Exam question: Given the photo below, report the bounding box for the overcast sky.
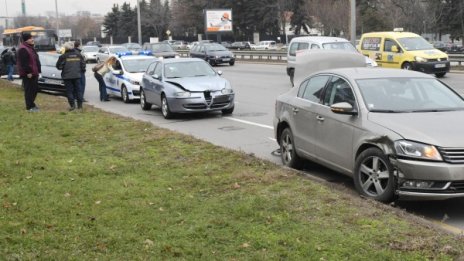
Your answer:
[2,0,139,16]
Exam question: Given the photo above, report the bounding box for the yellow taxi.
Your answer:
[358,29,450,77]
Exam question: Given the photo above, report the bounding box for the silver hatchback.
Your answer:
[274,67,464,202]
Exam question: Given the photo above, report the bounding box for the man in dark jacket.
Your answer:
[2,47,16,81]
[17,33,41,112]
[74,40,87,102]
[56,41,86,111]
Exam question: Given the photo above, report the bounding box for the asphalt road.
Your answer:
[45,63,464,233]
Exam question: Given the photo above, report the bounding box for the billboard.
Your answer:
[205,9,232,33]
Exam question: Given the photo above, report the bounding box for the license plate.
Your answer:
[45,79,63,85]
[435,64,446,68]
[222,58,230,62]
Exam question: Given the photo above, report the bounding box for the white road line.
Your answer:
[268,137,276,142]
[224,117,274,130]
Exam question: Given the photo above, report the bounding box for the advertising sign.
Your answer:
[205,9,232,33]
[59,29,72,38]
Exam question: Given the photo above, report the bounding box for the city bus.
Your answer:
[2,26,57,52]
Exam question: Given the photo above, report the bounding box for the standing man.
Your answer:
[56,41,86,111]
[74,40,87,102]
[2,47,16,81]
[17,33,41,112]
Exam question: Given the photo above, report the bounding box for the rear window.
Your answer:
[289,42,309,56]
[361,37,381,51]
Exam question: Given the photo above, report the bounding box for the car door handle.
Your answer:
[316,115,325,122]
[292,107,299,114]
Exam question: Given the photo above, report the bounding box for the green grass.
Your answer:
[1,80,463,260]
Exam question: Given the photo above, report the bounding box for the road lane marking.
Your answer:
[268,137,276,142]
[224,117,274,130]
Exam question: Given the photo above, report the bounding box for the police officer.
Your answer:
[56,41,86,111]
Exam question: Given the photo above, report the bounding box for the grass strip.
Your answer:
[1,80,463,260]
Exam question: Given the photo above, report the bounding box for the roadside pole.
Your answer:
[137,0,142,45]
[350,0,356,46]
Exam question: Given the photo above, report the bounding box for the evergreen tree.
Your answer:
[103,4,120,38]
[290,0,311,35]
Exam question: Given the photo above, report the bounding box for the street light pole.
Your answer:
[137,0,142,45]
[4,0,8,28]
[55,0,60,43]
[350,0,356,46]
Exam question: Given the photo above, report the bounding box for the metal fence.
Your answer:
[178,50,464,67]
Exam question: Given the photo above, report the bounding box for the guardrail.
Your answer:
[178,50,464,67]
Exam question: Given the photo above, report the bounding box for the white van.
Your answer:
[286,36,377,86]
[253,40,277,50]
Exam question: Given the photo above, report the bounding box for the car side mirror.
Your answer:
[152,74,160,80]
[391,45,399,53]
[112,70,123,75]
[217,70,223,76]
[331,102,357,115]
[104,51,109,54]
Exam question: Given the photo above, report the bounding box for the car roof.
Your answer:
[161,57,205,64]
[290,36,349,44]
[115,55,158,61]
[361,31,420,39]
[316,67,435,80]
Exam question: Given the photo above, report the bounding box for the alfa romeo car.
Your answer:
[139,58,235,119]
[103,52,158,103]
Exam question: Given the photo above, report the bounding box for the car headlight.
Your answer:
[174,91,191,98]
[415,56,428,63]
[129,79,140,85]
[221,88,233,94]
[394,140,442,161]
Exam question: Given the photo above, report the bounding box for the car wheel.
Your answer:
[229,61,235,66]
[221,105,234,115]
[209,59,216,66]
[140,88,152,110]
[401,62,412,70]
[280,128,303,169]
[121,86,130,103]
[435,72,446,78]
[353,147,396,202]
[161,94,174,119]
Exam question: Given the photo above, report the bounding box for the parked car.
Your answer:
[122,43,142,51]
[85,41,102,47]
[140,58,235,119]
[95,45,130,63]
[220,41,232,48]
[189,43,235,66]
[171,41,188,50]
[142,42,179,59]
[162,40,176,45]
[274,51,464,202]
[81,45,100,63]
[103,52,158,103]
[446,44,464,54]
[253,40,277,50]
[37,52,65,92]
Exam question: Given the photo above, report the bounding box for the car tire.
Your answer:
[209,59,216,66]
[161,94,174,119]
[221,105,234,115]
[435,72,446,78]
[140,88,152,110]
[229,61,235,66]
[401,62,412,70]
[280,128,304,169]
[353,147,396,202]
[121,85,130,103]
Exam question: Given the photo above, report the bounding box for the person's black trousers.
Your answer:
[23,76,39,110]
[64,78,83,108]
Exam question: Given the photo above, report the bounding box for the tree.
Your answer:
[290,0,311,35]
[103,4,120,38]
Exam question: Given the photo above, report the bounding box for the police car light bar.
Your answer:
[116,51,133,57]
[138,50,153,56]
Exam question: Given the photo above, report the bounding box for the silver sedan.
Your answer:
[140,58,235,119]
[274,67,464,202]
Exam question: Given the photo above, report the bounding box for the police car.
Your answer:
[104,51,158,103]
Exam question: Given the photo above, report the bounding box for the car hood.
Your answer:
[208,50,233,56]
[165,76,227,92]
[368,111,464,147]
[123,72,143,83]
[407,49,447,59]
[154,51,178,56]
[84,51,98,56]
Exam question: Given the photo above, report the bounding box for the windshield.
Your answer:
[109,47,129,53]
[150,43,174,52]
[397,37,433,51]
[322,42,357,52]
[205,44,227,51]
[164,61,216,78]
[357,78,464,112]
[122,58,157,73]
[83,46,99,52]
